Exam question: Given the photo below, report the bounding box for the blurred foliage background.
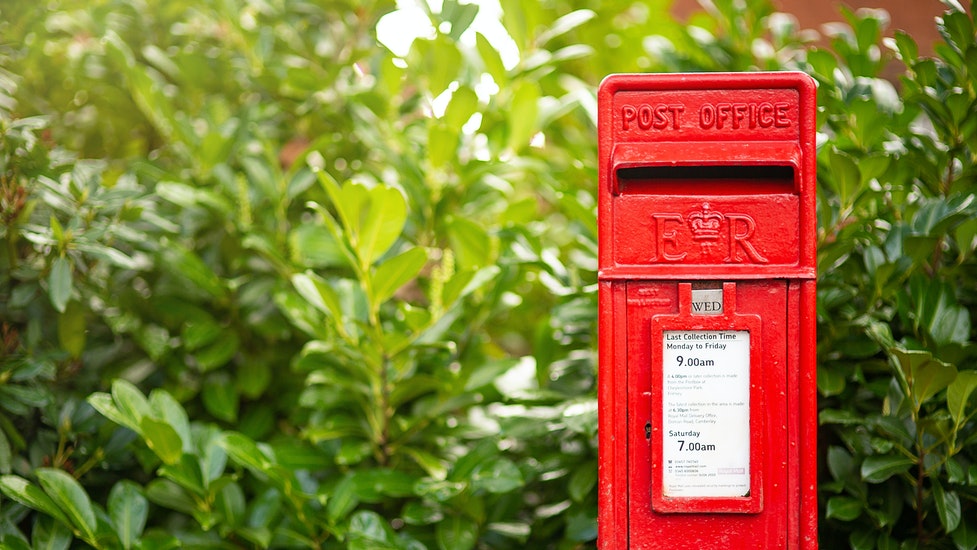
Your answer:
[1,0,976,548]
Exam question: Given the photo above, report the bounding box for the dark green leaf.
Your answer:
[861,455,914,483]
[933,480,962,532]
[202,373,239,423]
[890,347,957,406]
[826,496,863,521]
[952,517,977,550]
[568,462,598,502]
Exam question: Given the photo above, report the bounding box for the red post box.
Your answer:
[597,73,817,548]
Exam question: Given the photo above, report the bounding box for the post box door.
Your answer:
[625,280,793,548]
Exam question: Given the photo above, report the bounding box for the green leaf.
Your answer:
[0,429,11,475]
[436,514,477,550]
[202,373,240,423]
[441,0,479,40]
[428,122,456,169]
[346,510,399,550]
[290,223,346,268]
[140,417,184,466]
[827,446,856,482]
[357,185,407,269]
[827,148,860,209]
[371,247,427,305]
[149,389,192,455]
[403,500,444,525]
[537,9,596,46]
[444,86,479,130]
[448,217,494,270]
[861,455,914,483]
[57,299,86,359]
[414,34,462,96]
[221,432,274,474]
[36,468,97,542]
[158,454,206,496]
[108,481,148,549]
[817,365,847,396]
[826,496,863,521]
[144,479,196,515]
[48,257,72,313]
[475,33,507,85]
[568,462,597,502]
[156,181,234,216]
[181,315,221,351]
[237,359,271,399]
[292,272,344,321]
[893,30,919,62]
[952,517,977,550]
[216,482,246,529]
[890,348,958,407]
[160,243,226,298]
[934,480,962,532]
[111,379,152,434]
[0,475,71,525]
[471,458,523,493]
[87,393,137,432]
[193,331,239,372]
[948,371,977,425]
[848,529,877,550]
[507,80,540,153]
[31,515,72,550]
[326,474,360,524]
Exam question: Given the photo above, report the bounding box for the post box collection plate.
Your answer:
[597,73,817,549]
[661,329,750,498]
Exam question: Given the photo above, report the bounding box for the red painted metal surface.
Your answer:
[597,72,817,549]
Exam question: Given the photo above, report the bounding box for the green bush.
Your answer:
[0,0,976,548]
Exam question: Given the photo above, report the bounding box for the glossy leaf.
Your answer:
[861,455,915,483]
[346,510,399,550]
[111,379,152,431]
[36,468,97,542]
[108,481,148,549]
[933,480,962,532]
[0,475,71,525]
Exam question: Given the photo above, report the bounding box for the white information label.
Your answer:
[662,330,750,498]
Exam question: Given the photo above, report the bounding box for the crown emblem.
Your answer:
[688,203,724,243]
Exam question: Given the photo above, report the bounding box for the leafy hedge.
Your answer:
[0,0,975,548]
